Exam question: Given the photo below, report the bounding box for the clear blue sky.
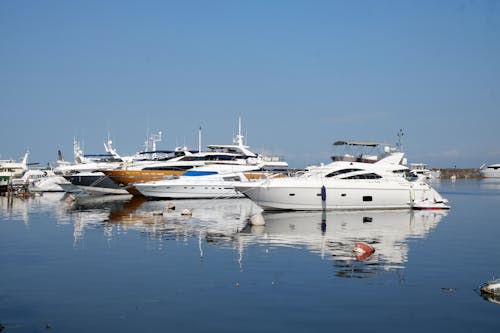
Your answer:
[1,0,499,168]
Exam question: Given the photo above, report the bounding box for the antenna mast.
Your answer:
[198,126,202,153]
[397,129,404,152]
[234,116,244,146]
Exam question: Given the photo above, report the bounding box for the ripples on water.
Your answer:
[1,180,499,332]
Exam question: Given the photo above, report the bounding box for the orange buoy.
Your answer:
[353,242,375,261]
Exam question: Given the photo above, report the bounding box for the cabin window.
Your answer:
[143,166,188,171]
[341,193,346,197]
[363,196,373,202]
[289,193,296,196]
[342,173,382,180]
[325,168,362,178]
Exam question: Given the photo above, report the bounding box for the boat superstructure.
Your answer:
[54,138,128,195]
[0,152,29,193]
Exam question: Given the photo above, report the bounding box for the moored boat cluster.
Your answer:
[1,119,452,211]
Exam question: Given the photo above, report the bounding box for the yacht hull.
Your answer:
[64,173,129,195]
[236,179,443,211]
[135,183,244,199]
[102,169,186,194]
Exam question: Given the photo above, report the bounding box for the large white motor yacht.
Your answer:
[235,141,449,211]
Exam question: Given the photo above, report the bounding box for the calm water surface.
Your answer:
[1,179,499,332]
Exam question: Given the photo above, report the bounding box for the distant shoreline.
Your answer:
[431,168,480,179]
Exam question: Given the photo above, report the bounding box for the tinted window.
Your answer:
[325,168,363,178]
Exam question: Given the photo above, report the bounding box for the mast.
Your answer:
[198,126,202,153]
[234,116,244,147]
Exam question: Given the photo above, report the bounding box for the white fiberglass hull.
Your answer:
[236,178,446,211]
[75,185,129,196]
[135,180,244,199]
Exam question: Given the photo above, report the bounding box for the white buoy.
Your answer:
[249,213,265,226]
[152,210,164,216]
[181,208,192,216]
[166,202,176,211]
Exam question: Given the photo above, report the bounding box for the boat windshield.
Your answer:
[331,141,394,163]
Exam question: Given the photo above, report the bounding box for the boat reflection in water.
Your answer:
[479,178,500,191]
[0,192,69,224]
[481,292,500,305]
[65,195,448,277]
[240,209,447,277]
[2,192,448,277]
[68,196,261,248]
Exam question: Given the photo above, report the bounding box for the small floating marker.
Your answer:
[152,210,164,216]
[181,208,192,216]
[353,242,375,261]
[46,323,52,330]
[249,213,265,226]
[166,202,176,211]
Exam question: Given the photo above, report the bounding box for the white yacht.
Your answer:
[12,169,67,192]
[235,141,449,211]
[0,152,29,193]
[134,164,263,199]
[409,163,441,181]
[479,164,500,178]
